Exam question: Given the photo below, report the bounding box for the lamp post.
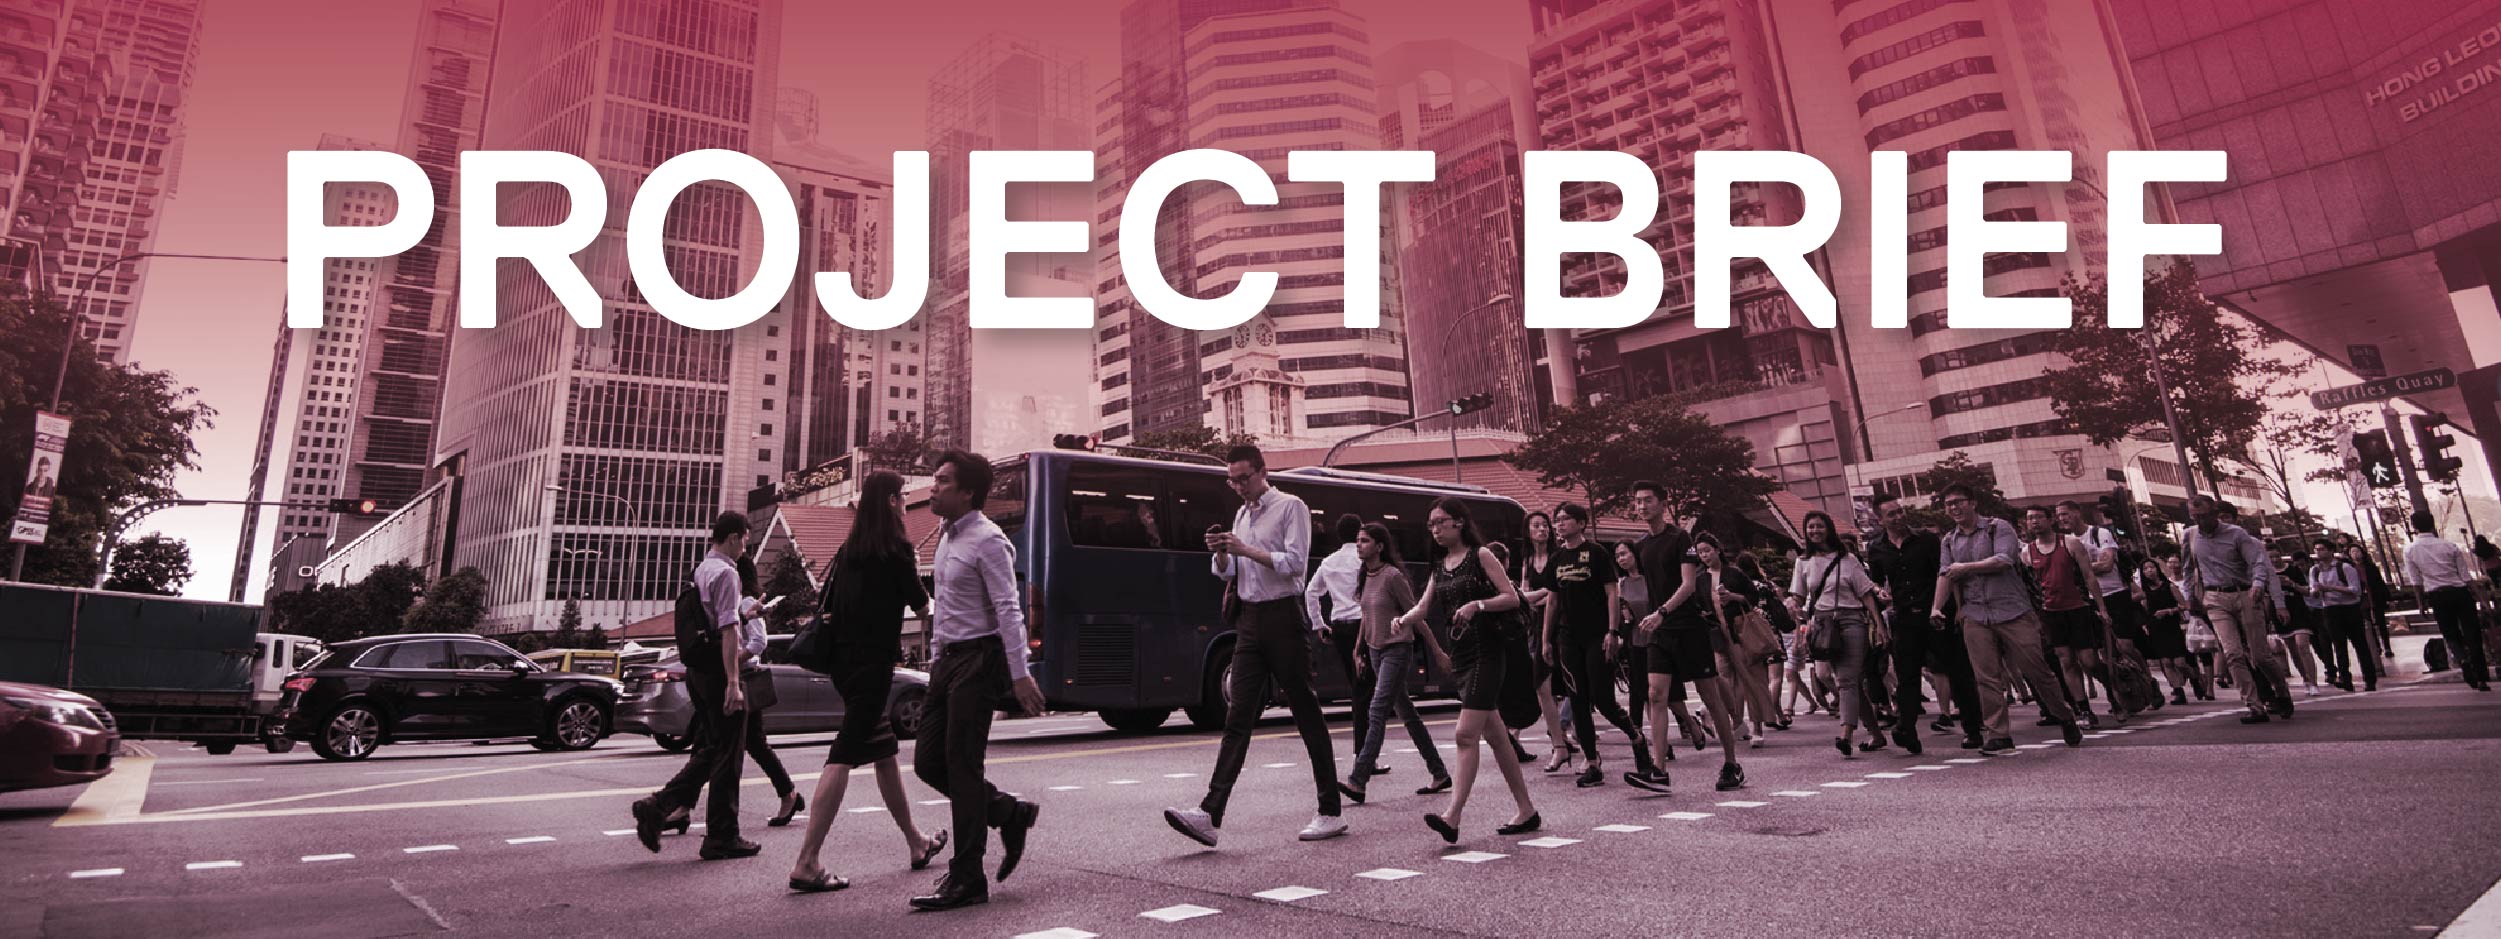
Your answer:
[1846,402,1932,497]
[1431,293,1516,484]
[2062,176,2202,506]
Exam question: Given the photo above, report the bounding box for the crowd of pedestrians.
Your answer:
[623,441,2473,911]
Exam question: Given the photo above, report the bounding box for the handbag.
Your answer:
[740,666,778,710]
[1799,555,1848,662]
[790,560,848,675]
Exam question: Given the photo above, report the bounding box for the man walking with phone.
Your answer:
[631,512,759,860]
[910,450,1046,911]
[1167,444,1345,847]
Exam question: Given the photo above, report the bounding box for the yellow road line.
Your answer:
[53,749,155,828]
[59,719,1458,827]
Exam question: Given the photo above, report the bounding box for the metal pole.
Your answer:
[2382,404,2433,519]
[1450,419,1462,484]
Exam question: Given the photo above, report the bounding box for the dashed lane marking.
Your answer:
[2017,743,2054,750]
[1909,765,1951,770]
[1818,782,1869,789]
[506,836,555,845]
[1865,772,1912,779]
[155,778,264,786]
[1945,758,1986,764]
[918,798,950,805]
[1441,851,1506,864]
[1714,801,1768,808]
[185,860,241,871]
[1658,811,1714,820]
[849,806,883,813]
[1015,929,1098,939]
[68,868,122,879]
[1771,791,1820,798]
[1261,762,1297,768]
[301,853,354,863]
[1163,773,1197,778]
[603,829,634,836]
[1593,825,1650,833]
[1251,886,1328,902]
[1107,780,1141,786]
[1518,837,1581,848]
[404,844,457,854]
[1049,786,1084,791]
[1356,868,1423,880]
[1141,904,1222,923]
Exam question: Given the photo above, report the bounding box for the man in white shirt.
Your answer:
[1306,513,1380,775]
[632,512,757,859]
[910,450,1046,912]
[2403,511,2490,691]
[1168,445,1344,847]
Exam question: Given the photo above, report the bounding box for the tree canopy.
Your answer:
[101,533,191,596]
[1506,393,1777,519]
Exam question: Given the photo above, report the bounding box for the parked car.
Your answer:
[526,648,620,678]
[616,637,927,752]
[274,634,623,762]
[0,681,119,792]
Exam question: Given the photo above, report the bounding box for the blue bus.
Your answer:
[978,449,1528,733]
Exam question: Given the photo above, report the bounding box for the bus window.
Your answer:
[1163,470,1234,551]
[1374,492,1439,563]
[1473,498,1528,550]
[1283,483,1359,559]
[1067,464,1165,550]
[988,463,1027,541]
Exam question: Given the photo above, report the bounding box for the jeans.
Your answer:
[1350,642,1446,785]
[915,636,1022,881]
[2315,604,2377,688]
[1819,610,1877,735]
[2201,588,2289,710]
[1200,599,1341,825]
[1889,607,1982,739]
[1562,631,1646,761]
[1327,618,1376,764]
[1959,610,2074,740]
[651,668,749,842]
[2428,587,2491,686]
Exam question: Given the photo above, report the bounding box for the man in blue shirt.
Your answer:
[1928,485,2081,754]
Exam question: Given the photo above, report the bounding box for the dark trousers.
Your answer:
[1562,632,1644,760]
[1200,598,1340,826]
[1326,618,1375,764]
[1892,608,1984,740]
[2316,604,2377,688]
[742,696,793,797]
[653,668,748,841]
[2428,587,2491,687]
[915,635,1021,881]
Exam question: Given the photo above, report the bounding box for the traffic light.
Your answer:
[2096,487,2135,541]
[2412,412,2463,484]
[1051,433,1099,451]
[1449,392,1494,416]
[326,497,388,517]
[2353,429,2399,489]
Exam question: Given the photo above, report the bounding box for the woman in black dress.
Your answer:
[789,471,947,893]
[1395,497,1540,842]
[1514,512,1575,774]
[2136,558,2208,704]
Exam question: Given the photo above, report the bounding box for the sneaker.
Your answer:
[1623,769,1672,794]
[1297,814,1348,842]
[1978,737,2017,755]
[1575,766,1605,788]
[2304,685,2321,698]
[1747,734,1764,749]
[2035,715,2063,727]
[1714,763,1746,791]
[1163,807,1219,847]
[1959,734,1984,750]
[2239,709,2270,724]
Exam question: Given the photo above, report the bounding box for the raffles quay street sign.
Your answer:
[2309,368,2457,411]
[10,411,71,545]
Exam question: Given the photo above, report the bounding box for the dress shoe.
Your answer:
[2060,721,2084,748]
[2170,688,2188,706]
[1415,776,1453,795]
[1424,812,1459,844]
[768,791,806,828]
[630,798,667,854]
[909,874,988,911]
[698,838,762,861]
[1339,780,1367,805]
[2239,709,2271,724]
[995,800,1039,883]
[1496,813,1542,836]
[2035,715,2063,727]
[1978,737,2017,755]
[1891,725,1923,755]
[1959,735,1984,750]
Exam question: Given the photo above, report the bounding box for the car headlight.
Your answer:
[3,697,106,730]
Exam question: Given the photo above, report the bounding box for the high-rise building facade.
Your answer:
[57,0,202,364]
[0,1,110,293]
[436,0,783,633]
[925,34,1090,454]
[1094,0,1410,447]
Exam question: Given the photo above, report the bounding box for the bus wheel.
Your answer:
[1099,708,1172,734]
[1184,648,1232,730]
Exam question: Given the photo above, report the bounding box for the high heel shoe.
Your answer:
[768,791,805,828]
[664,810,692,836]
[1496,813,1542,836]
[1425,813,1459,844]
[909,829,950,871]
[1541,741,1578,774]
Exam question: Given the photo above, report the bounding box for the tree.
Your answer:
[265,561,428,644]
[761,552,817,633]
[864,428,930,474]
[2043,259,2302,493]
[403,567,490,633]
[1506,394,1777,519]
[1916,451,2015,522]
[1131,426,1259,462]
[357,562,427,632]
[556,597,583,633]
[2240,407,2346,546]
[0,288,216,586]
[101,533,191,596]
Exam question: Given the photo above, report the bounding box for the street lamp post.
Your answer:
[1432,293,1516,483]
[2063,176,2203,507]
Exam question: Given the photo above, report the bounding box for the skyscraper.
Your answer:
[435,0,784,633]
[1094,0,1410,447]
[769,90,903,472]
[57,0,203,364]
[0,1,110,295]
[925,33,1090,454]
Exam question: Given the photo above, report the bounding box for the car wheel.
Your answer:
[888,687,925,739]
[652,733,692,752]
[264,737,296,755]
[312,703,382,761]
[547,698,606,751]
[1099,707,1173,734]
[202,741,236,756]
[1183,645,1232,730]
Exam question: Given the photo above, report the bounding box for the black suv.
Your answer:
[276,634,622,761]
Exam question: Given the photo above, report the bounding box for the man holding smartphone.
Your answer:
[1166,444,1345,847]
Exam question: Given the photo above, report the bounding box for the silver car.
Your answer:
[615,638,927,751]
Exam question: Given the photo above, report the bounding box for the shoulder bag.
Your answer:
[788,561,846,675]
[1800,556,1847,662]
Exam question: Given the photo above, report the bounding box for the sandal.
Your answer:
[788,871,849,893]
[1541,741,1577,774]
[910,829,950,871]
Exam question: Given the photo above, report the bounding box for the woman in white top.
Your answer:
[1786,512,1886,759]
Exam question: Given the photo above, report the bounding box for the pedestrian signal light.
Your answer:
[2353,430,2399,490]
[1449,393,1494,416]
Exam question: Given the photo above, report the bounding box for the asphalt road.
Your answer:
[5,636,2497,939]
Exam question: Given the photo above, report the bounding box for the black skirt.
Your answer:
[825,662,898,766]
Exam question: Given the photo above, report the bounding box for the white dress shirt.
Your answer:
[2405,534,2478,591]
[1305,543,1362,627]
[931,510,1034,680]
[1212,485,1310,605]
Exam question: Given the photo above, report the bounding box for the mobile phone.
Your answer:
[1206,523,1228,535]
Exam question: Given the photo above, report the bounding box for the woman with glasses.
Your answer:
[1787,512,1887,759]
[1395,498,1540,842]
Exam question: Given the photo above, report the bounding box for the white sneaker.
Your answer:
[1164,807,1218,847]
[2304,685,2321,698]
[1298,814,1348,841]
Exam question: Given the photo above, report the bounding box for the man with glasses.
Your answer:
[2184,495,2296,722]
[1928,485,2083,754]
[1866,493,1984,751]
[1166,445,1345,847]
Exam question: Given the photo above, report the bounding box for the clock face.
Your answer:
[1233,324,1253,347]
[1254,322,1275,347]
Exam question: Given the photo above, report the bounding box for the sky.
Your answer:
[127,0,1533,601]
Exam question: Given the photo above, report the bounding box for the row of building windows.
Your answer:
[1866,460,1997,501]
[1906,288,2061,336]
[1185,20,1368,57]
[607,36,755,124]
[1937,417,2073,450]
[1195,244,1343,279]
[615,0,759,65]
[1200,116,1348,143]
[1282,353,1404,373]
[1906,178,2025,213]
[1930,374,2050,417]
[1849,21,1985,80]
[1904,129,2017,173]
[1305,381,1409,401]
[1276,325,1388,345]
[1905,207,2037,253]
[1201,67,1374,94]
[1904,252,2054,297]
[1209,91,1376,118]
[1865,92,2005,148]
[1308,409,1409,429]
[1192,219,1344,252]
[1858,56,1995,114]
[1202,44,1369,71]
[1918,330,2060,377]
[1842,0,1972,46]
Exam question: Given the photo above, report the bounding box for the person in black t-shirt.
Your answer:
[1626,486,1747,795]
[1864,493,1984,751]
[1544,503,1659,787]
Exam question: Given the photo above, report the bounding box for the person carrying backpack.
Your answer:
[631,512,761,860]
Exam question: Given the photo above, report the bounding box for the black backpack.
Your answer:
[674,582,723,676]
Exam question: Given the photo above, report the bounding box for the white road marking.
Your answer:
[1048,786,1084,791]
[603,829,634,836]
[918,799,951,805]
[1714,801,1769,808]
[1910,765,1951,770]
[366,768,456,775]
[1659,811,1715,820]
[1262,762,1297,768]
[1771,790,1820,798]
[2018,743,2055,750]
[506,836,555,845]
[403,844,457,854]
[69,868,123,878]
[156,778,265,786]
[1141,904,1222,923]
[1395,747,1419,753]
[1252,886,1328,902]
[2438,868,2501,937]
[849,807,884,813]
[1519,837,1581,848]
[1356,868,1423,880]
[301,853,354,862]
[186,860,241,871]
[1945,758,1986,764]
[1442,851,1506,863]
[1107,780,1141,786]
[1593,824,1650,833]
[1163,772,1197,778]
[1014,930,1098,939]
[1865,772,1912,779]
[1819,781,1869,789]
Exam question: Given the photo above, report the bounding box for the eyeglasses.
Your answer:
[1225,473,1257,485]
[1428,517,1457,529]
